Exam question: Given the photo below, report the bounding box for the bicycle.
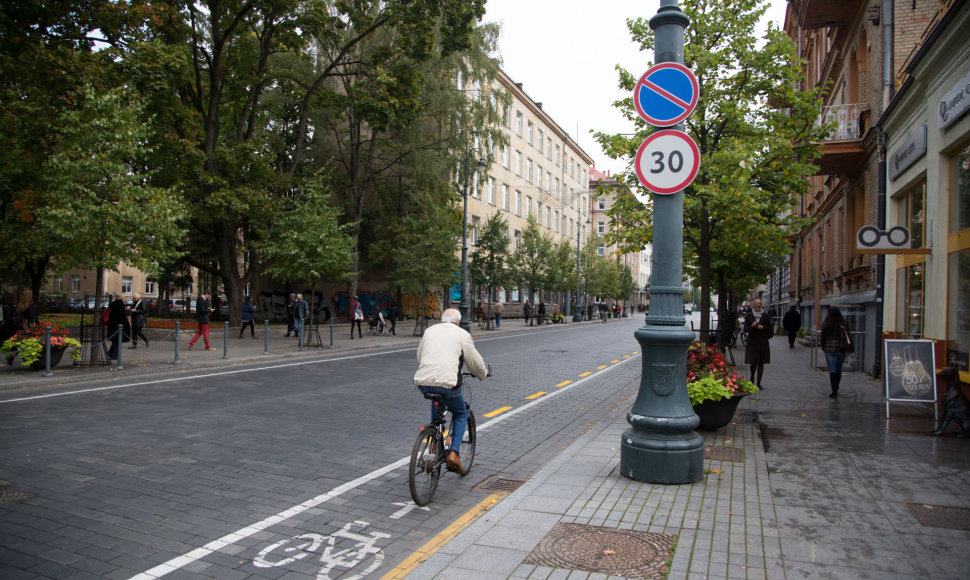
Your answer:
[408,371,484,506]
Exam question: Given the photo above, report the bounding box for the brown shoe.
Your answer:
[445,451,465,475]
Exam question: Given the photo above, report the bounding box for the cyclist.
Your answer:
[413,308,488,475]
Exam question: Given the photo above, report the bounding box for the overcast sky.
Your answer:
[482,0,789,177]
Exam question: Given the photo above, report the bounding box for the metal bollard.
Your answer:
[43,323,53,377]
[223,321,229,359]
[116,324,124,370]
[299,320,304,351]
[329,315,334,348]
[264,320,269,355]
[174,321,181,364]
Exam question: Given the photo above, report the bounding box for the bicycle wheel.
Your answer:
[453,409,476,476]
[408,426,441,506]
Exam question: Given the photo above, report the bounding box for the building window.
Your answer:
[502,184,510,210]
[122,276,133,294]
[515,150,522,176]
[538,202,543,224]
[598,197,606,210]
[503,145,510,169]
[896,262,923,339]
[554,144,560,166]
[545,206,551,228]
[515,190,522,215]
[53,277,63,292]
[569,157,575,179]
[527,196,533,217]
[526,159,533,183]
[536,166,543,188]
[527,121,533,145]
[537,129,544,150]
[145,278,156,295]
[516,111,523,136]
[547,171,552,192]
[898,182,925,248]
[554,211,560,232]
[555,178,560,195]
[504,105,511,127]
[547,137,552,159]
[951,142,970,233]
[598,221,606,234]
[488,178,496,205]
[598,244,606,256]
[71,275,81,293]
[514,230,521,251]
[471,215,480,245]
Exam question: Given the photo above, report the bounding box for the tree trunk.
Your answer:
[214,223,244,328]
[91,266,105,366]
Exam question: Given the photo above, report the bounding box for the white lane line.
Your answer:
[129,353,640,579]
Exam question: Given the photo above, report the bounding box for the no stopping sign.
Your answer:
[634,129,700,196]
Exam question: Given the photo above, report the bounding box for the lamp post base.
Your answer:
[572,306,582,322]
[620,429,704,484]
[458,304,470,332]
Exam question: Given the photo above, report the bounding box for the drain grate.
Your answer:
[475,476,527,493]
[735,409,758,423]
[904,503,970,530]
[0,484,32,505]
[524,522,676,579]
[705,446,743,462]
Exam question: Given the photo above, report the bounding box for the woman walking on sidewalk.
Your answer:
[819,307,852,399]
[743,299,772,389]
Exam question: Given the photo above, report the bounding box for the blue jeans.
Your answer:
[418,386,467,454]
[293,317,304,339]
[495,313,501,328]
[824,352,846,373]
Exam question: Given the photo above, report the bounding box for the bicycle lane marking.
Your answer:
[128,351,641,579]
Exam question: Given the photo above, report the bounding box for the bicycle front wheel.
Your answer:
[408,426,441,506]
[454,409,476,476]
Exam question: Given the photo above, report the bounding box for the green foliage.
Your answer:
[509,216,553,298]
[685,342,757,405]
[618,264,635,301]
[380,196,462,296]
[0,323,82,366]
[547,240,579,293]
[470,213,511,293]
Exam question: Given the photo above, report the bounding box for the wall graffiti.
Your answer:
[401,291,442,320]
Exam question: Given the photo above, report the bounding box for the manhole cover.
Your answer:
[524,522,676,579]
[735,410,758,423]
[476,476,527,493]
[904,503,970,530]
[0,485,31,504]
[705,446,743,462]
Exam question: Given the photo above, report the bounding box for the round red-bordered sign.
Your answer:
[634,129,700,196]
[633,62,699,127]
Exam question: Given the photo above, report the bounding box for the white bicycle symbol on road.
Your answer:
[254,520,391,579]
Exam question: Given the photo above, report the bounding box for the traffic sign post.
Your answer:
[634,62,699,127]
[633,129,700,197]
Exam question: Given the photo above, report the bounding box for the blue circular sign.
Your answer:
[634,63,699,127]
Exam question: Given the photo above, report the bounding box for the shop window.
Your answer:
[898,182,925,248]
[951,143,970,233]
[947,250,970,373]
[896,263,923,339]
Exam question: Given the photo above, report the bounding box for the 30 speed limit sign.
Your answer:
[634,129,700,196]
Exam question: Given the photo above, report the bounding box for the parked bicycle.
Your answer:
[408,370,486,506]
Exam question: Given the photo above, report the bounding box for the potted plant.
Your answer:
[1,323,82,369]
[686,342,757,429]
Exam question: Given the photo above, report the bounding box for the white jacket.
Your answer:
[413,321,488,388]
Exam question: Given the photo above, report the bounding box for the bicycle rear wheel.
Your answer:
[408,426,441,506]
[453,409,476,476]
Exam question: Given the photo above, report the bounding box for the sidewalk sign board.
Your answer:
[633,129,701,196]
[634,62,699,127]
[884,339,938,421]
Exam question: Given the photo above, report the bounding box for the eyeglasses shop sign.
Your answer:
[939,68,970,131]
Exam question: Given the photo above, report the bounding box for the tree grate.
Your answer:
[904,503,970,530]
[705,446,743,462]
[475,476,527,493]
[0,484,32,505]
[524,522,676,579]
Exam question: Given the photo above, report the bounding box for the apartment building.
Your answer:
[464,68,594,316]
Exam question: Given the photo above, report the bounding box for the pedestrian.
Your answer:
[537,301,546,325]
[16,290,38,334]
[106,295,130,359]
[239,296,256,338]
[475,303,485,329]
[293,293,308,340]
[523,301,533,326]
[388,300,399,335]
[413,308,488,475]
[782,304,800,349]
[349,295,363,339]
[0,295,15,350]
[493,301,504,329]
[742,299,773,389]
[587,303,593,321]
[285,293,296,337]
[187,292,212,350]
[819,307,853,399]
[128,293,149,348]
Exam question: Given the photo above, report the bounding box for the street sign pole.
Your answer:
[621,0,705,484]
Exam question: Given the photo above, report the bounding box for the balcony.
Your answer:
[796,0,861,29]
[814,103,867,175]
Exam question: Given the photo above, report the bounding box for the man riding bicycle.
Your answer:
[413,308,488,475]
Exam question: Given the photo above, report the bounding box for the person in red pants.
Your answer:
[188,292,212,350]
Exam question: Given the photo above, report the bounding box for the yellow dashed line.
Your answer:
[556,380,573,387]
[579,372,592,377]
[526,391,546,400]
[611,359,620,364]
[381,493,504,580]
[622,355,631,359]
[632,351,640,354]
[597,365,608,370]
[484,406,513,417]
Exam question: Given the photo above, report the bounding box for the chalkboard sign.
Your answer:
[884,339,937,418]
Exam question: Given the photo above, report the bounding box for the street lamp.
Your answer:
[459,145,487,332]
[574,217,590,321]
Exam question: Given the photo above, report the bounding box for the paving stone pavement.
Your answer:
[408,335,970,580]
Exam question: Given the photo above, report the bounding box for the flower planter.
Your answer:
[692,393,749,430]
[28,345,67,370]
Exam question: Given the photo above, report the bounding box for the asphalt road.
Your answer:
[1,317,647,579]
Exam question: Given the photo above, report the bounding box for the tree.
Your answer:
[470,213,511,310]
[547,239,579,312]
[618,264,635,310]
[593,0,826,340]
[509,216,553,303]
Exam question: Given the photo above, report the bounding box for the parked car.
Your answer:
[684,304,692,314]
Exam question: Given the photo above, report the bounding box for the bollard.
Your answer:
[299,321,304,351]
[329,314,334,348]
[174,321,181,364]
[264,320,269,355]
[116,324,124,370]
[223,321,229,359]
[43,323,53,377]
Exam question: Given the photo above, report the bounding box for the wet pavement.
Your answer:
[406,334,970,579]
